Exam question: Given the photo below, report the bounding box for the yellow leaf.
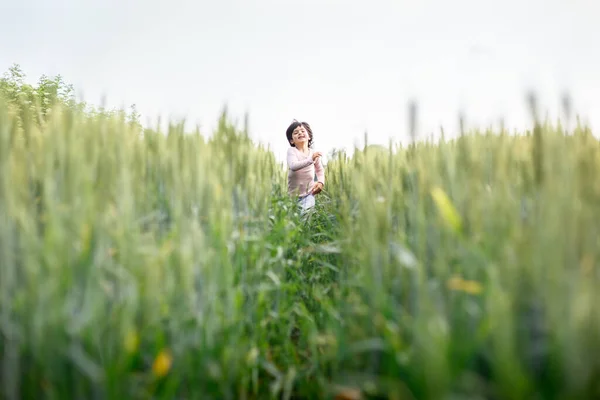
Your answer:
[447,276,483,295]
[462,280,483,295]
[152,349,172,377]
[430,187,462,233]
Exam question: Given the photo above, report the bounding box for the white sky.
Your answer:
[1,0,598,163]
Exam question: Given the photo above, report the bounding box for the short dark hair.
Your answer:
[286,119,314,147]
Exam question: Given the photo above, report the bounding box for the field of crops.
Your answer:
[1,91,600,399]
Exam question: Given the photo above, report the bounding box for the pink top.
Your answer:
[287,147,325,197]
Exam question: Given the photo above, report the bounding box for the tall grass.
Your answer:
[1,96,599,399]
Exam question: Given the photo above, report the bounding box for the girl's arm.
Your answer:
[287,147,314,171]
[314,154,325,185]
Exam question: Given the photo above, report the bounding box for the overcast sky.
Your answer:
[1,0,598,162]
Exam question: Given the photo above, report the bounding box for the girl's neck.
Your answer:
[296,143,309,154]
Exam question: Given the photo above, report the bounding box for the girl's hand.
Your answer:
[311,182,324,195]
[312,152,322,162]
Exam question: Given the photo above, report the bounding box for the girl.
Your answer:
[285,120,325,210]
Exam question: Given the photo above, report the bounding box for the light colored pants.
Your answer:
[298,194,315,211]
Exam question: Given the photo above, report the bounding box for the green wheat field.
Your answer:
[1,66,599,399]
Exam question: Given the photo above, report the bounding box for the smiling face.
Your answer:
[286,120,313,148]
[290,124,309,146]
